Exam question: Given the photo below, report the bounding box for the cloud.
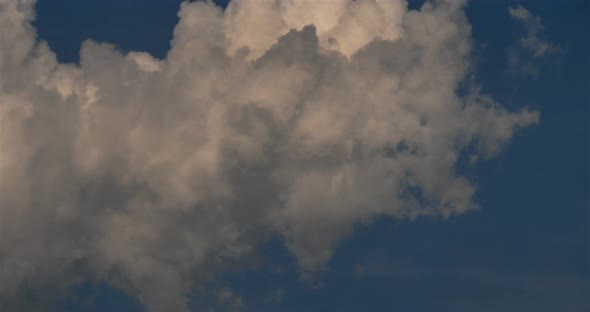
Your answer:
[508,5,560,76]
[0,0,538,311]
[354,252,590,312]
[215,289,244,312]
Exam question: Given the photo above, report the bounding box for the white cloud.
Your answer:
[0,0,538,311]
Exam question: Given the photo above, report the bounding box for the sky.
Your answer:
[0,0,588,311]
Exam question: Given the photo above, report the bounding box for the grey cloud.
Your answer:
[0,0,538,311]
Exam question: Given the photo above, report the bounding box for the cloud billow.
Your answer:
[0,0,538,311]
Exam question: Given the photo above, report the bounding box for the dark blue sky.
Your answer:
[32,0,589,311]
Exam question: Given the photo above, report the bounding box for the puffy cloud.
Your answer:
[0,0,538,311]
[508,5,559,76]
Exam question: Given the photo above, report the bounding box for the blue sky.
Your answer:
[2,0,588,311]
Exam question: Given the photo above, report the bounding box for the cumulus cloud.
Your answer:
[508,5,559,76]
[0,0,538,311]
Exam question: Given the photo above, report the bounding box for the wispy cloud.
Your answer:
[355,252,590,312]
[508,5,561,77]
